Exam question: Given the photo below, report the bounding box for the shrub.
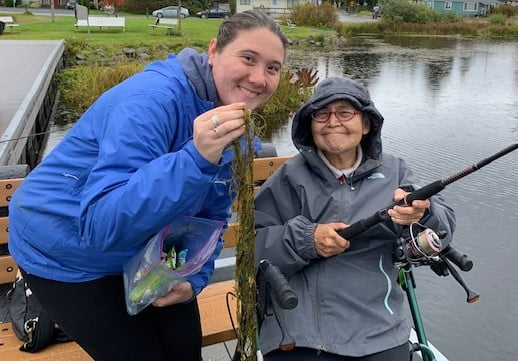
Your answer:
[490,4,518,17]
[290,3,338,28]
[254,68,317,140]
[58,62,144,118]
[379,0,457,23]
[488,13,507,25]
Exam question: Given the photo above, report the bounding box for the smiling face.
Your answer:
[208,27,285,110]
[311,100,370,167]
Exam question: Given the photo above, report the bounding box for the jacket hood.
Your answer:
[292,77,384,162]
[176,48,218,104]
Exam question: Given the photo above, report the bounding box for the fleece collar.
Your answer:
[176,48,218,104]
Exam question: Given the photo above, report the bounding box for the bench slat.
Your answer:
[0,178,23,208]
[252,156,290,182]
[0,322,92,360]
[0,255,17,284]
[0,217,8,245]
[198,279,237,346]
[76,17,125,31]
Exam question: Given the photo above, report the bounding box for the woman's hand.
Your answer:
[388,188,430,225]
[152,281,194,307]
[313,222,350,257]
[193,102,247,164]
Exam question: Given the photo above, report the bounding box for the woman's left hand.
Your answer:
[388,188,430,225]
[152,281,194,307]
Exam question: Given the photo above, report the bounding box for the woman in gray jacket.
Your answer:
[255,76,456,360]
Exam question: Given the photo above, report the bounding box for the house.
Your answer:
[499,0,518,6]
[420,0,499,16]
[236,0,314,17]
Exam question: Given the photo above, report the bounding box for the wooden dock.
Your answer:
[0,40,64,168]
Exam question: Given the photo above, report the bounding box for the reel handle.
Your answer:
[440,256,480,303]
[442,245,473,272]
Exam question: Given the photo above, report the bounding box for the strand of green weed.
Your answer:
[232,109,257,361]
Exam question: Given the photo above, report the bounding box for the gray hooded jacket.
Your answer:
[255,77,456,357]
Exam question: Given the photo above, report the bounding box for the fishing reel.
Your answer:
[394,223,480,303]
[393,223,445,267]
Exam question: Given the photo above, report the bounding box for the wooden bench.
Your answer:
[75,16,126,32]
[0,155,291,360]
[0,178,23,284]
[148,18,178,35]
[0,16,19,32]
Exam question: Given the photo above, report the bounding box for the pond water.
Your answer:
[45,37,518,361]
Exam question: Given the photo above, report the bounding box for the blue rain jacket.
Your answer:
[8,51,236,297]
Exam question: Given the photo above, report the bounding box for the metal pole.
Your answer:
[401,267,436,361]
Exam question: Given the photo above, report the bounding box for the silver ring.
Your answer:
[213,127,221,137]
[211,114,221,128]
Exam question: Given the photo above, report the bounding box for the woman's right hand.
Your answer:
[193,103,247,164]
[313,222,350,257]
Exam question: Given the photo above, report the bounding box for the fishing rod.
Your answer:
[338,143,518,241]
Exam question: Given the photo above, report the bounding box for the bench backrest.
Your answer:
[0,16,14,23]
[75,4,88,20]
[157,18,178,26]
[0,156,291,285]
[223,156,290,247]
[86,16,125,27]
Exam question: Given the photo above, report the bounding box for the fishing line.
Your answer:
[0,129,63,144]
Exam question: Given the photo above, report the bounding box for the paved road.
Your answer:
[0,6,75,16]
[338,11,379,23]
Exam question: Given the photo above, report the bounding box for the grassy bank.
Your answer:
[0,13,320,45]
[337,20,518,38]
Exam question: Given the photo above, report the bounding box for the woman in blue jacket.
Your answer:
[255,77,456,360]
[8,11,288,361]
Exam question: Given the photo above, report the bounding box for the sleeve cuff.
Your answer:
[184,139,222,174]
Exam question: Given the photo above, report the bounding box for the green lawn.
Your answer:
[0,13,322,49]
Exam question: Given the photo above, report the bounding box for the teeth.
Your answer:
[238,86,259,98]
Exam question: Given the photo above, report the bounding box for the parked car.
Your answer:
[66,0,77,9]
[152,6,190,19]
[196,8,232,19]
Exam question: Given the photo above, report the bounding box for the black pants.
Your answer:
[21,269,201,361]
[265,343,410,361]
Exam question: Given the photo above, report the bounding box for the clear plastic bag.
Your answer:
[123,216,224,315]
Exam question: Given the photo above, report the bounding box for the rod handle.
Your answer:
[258,260,298,310]
[399,180,445,206]
[338,209,390,240]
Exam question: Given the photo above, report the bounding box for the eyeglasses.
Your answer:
[311,109,361,123]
